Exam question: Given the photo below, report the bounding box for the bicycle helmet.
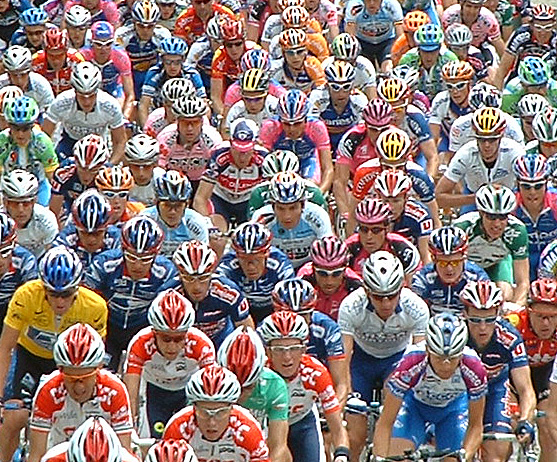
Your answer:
[444,23,473,47]
[324,60,355,84]
[3,46,32,72]
[65,5,92,27]
[219,18,245,41]
[279,28,306,49]
[71,62,102,94]
[72,189,112,232]
[261,150,300,178]
[241,68,270,94]
[221,0,242,14]
[145,440,198,462]
[269,172,306,203]
[460,280,503,310]
[0,86,23,115]
[258,310,309,343]
[475,184,516,214]
[186,365,241,403]
[231,222,272,254]
[206,16,221,42]
[95,166,134,191]
[391,65,421,90]
[529,278,557,305]
[517,94,549,118]
[54,323,105,368]
[73,134,110,169]
[468,82,502,110]
[402,10,430,32]
[67,417,121,462]
[277,89,309,123]
[172,96,207,119]
[154,170,192,202]
[160,36,187,56]
[373,170,413,198]
[121,216,164,255]
[441,60,475,81]
[533,107,557,143]
[472,107,506,138]
[355,197,393,225]
[277,0,305,11]
[1,169,39,200]
[377,78,409,104]
[217,326,266,387]
[161,78,196,104]
[91,21,114,43]
[414,24,444,51]
[125,134,160,165]
[362,98,393,128]
[44,28,69,50]
[132,0,161,23]
[148,288,195,332]
[518,56,549,86]
[240,49,271,72]
[4,96,39,125]
[39,246,83,292]
[362,251,404,295]
[513,153,549,182]
[376,127,412,165]
[173,240,218,275]
[281,5,309,27]
[0,212,16,247]
[21,7,49,26]
[273,278,317,313]
[428,226,468,256]
[426,313,468,357]
[531,3,555,21]
[310,235,349,268]
[330,33,361,61]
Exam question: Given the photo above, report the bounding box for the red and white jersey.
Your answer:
[163,405,270,462]
[280,354,341,425]
[40,442,138,462]
[31,369,133,447]
[124,326,215,390]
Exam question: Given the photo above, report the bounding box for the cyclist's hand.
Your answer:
[333,447,350,462]
[515,420,536,446]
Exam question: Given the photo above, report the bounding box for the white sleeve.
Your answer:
[429,92,449,125]
[444,147,468,184]
[448,118,468,153]
[305,203,333,238]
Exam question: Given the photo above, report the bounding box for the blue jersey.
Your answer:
[538,239,557,279]
[393,198,434,245]
[307,311,345,366]
[344,0,403,44]
[215,247,296,324]
[406,165,436,203]
[84,248,180,329]
[411,261,490,315]
[50,164,89,214]
[141,63,206,104]
[52,223,121,267]
[141,206,209,258]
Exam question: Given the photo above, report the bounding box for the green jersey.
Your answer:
[502,77,557,115]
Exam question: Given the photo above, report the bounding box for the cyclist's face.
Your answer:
[158,2,176,19]
[282,120,306,140]
[45,289,78,315]
[127,163,156,186]
[532,20,556,42]
[434,253,465,285]
[158,200,187,228]
[82,0,100,10]
[367,290,401,320]
[180,273,212,301]
[3,198,35,228]
[465,306,498,347]
[134,22,156,41]
[0,244,14,277]
[461,2,482,23]
[123,251,155,280]
[76,92,97,113]
[518,181,546,208]
[76,164,102,187]
[163,55,184,77]
[267,338,305,379]
[314,266,345,295]
[103,191,129,221]
[366,125,389,143]
[9,124,33,147]
[238,252,268,280]
[47,48,68,71]
[357,223,387,253]
[446,81,470,106]
[92,41,113,62]
[428,351,461,379]
[539,140,557,157]
[194,401,232,441]
[154,330,187,360]
[284,48,307,71]
[225,40,245,62]
[76,228,106,252]
[230,147,254,169]
[62,366,99,404]
[178,117,203,144]
[242,92,267,114]
[477,137,501,163]
[273,201,303,229]
[0,0,10,13]
[450,45,468,60]
[380,194,406,220]
[418,48,440,70]
[67,26,87,47]
[26,25,47,47]
[521,116,535,142]
[528,304,557,339]
[8,71,30,90]
[480,211,508,240]
[364,0,381,14]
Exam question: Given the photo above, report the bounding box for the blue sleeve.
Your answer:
[84,254,109,294]
[408,168,435,203]
[215,253,236,278]
[410,269,429,301]
[10,29,26,46]
[140,67,160,98]
[158,259,181,291]
[183,65,207,98]
[323,318,345,359]
[21,250,38,282]
[276,250,296,280]
[409,111,432,143]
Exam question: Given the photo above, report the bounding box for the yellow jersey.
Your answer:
[4,280,108,359]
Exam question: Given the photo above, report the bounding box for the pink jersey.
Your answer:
[336,123,381,174]
[224,80,287,109]
[144,107,169,138]
[65,0,120,26]
[442,5,500,48]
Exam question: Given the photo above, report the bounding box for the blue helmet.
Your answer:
[121,216,164,255]
[513,153,549,182]
[0,212,16,247]
[231,222,272,254]
[269,172,306,203]
[426,313,468,357]
[272,278,317,313]
[4,96,39,125]
[160,37,187,56]
[39,246,84,292]
[72,189,112,233]
[20,7,49,26]
[240,49,271,72]
[277,89,309,123]
[414,24,444,51]
[91,21,115,42]
[518,56,549,86]
[154,170,192,201]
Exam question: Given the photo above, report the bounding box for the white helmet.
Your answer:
[125,134,159,165]
[0,86,24,114]
[71,62,102,94]
[517,94,549,118]
[3,46,32,72]
[362,251,404,295]
[53,323,106,368]
[217,326,266,387]
[426,313,468,358]
[145,440,198,462]
[262,150,300,178]
[186,365,241,403]
[172,97,207,119]
[460,280,503,310]
[257,311,309,344]
[475,184,516,214]
[1,169,38,200]
[65,5,92,27]
[173,240,218,275]
[67,417,121,462]
[161,78,196,104]
[73,134,110,169]
[148,288,195,333]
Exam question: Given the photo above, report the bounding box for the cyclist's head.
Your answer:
[154,169,192,203]
[517,94,549,127]
[426,314,468,370]
[65,5,92,28]
[355,197,392,234]
[217,326,266,387]
[428,226,468,285]
[281,5,309,28]
[518,56,550,90]
[391,65,421,92]
[45,28,70,51]
[444,23,472,53]
[373,170,412,218]
[376,126,412,168]
[460,281,502,346]
[269,172,306,228]
[91,21,114,46]
[402,10,430,34]
[0,211,16,251]
[362,98,393,131]
[67,417,122,462]
[73,134,110,177]
[95,166,134,218]
[240,49,271,73]
[531,3,556,36]
[219,17,245,42]
[533,106,557,144]
[272,278,317,315]
[172,97,207,145]
[0,86,24,125]
[148,288,195,334]
[310,235,349,270]
[1,168,39,203]
[258,310,309,346]
[472,107,506,158]
[39,246,84,295]
[277,89,309,124]
[414,23,444,52]
[513,153,549,183]
[279,27,307,50]
[161,78,196,107]
[232,222,272,255]
[442,61,474,102]
[72,189,112,235]
[468,82,502,110]
[261,150,300,178]
[330,33,361,62]
[186,364,241,403]
[54,323,105,368]
[132,0,160,25]
[240,68,270,99]
[475,184,516,239]
[377,77,409,106]
[173,240,218,276]
[125,133,160,166]
[206,16,222,43]
[21,7,49,28]
[121,215,164,258]
[145,440,198,462]
[4,95,39,128]
[71,62,102,95]
[3,46,32,83]
[528,280,557,330]
[229,118,259,158]
[362,251,404,304]
[160,36,187,57]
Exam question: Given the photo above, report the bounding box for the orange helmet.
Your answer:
[402,10,431,32]
[95,165,134,191]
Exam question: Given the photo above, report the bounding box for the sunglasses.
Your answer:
[446,81,468,91]
[9,123,33,132]
[6,198,34,206]
[429,351,462,362]
[46,288,77,299]
[285,48,307,56]
[484,212,508,221]
[124,251,155,263]
[193,0,212,4]
[391,104,407,112]
[163,58,183,66]
[160,201,187,210]
[180,273,212,283]
[92,40,113,47]
[62,368,99,383]
[243,95,266,103]
[195,405,231,419]
[519,182,545,190]
[69,25,88,31]
[435,259,464,268]
[329,82,353,92]
[315,267,345,278]
[225,41,244,49]
[156,333,187,343]
[370,292,399,300]
[467,315,498,324]
[103,190,129,199]
[0,244,14,259]
[268,344,305,354]
[533,22,555,30]
[358,225,386,235]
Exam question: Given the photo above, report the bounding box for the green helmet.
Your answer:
[414,24,444,51]
[4,96,39,126]
[518,56,549,86]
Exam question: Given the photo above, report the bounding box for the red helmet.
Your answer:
[53,323,105,368]
[68,418,120,462]
[44,28,69,50]
[529,278,557,305]
[145,440,198,462]
[219,18,245,41]
[173,240,218,275]
[460,280,503,310]
[148,288,195,333]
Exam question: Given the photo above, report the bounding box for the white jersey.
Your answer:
[338,287,430,358]
[444,138,524,192]
[321,56,377,93]
[261,14,281,46]
[128,167,164,206]
[0,72,54,111]
[449,111,524,153]
[45,89,125,141]
[224,95,278,134]
[186,37,211,68]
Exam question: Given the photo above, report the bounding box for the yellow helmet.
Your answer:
[376,127,413,165]
[241,68,270,93]
[472,107,507,138]
[377,77,409,104]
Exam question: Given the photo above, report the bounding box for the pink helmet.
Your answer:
[310,236,349,268]
[355,197,393,225]
[362,98,393,128]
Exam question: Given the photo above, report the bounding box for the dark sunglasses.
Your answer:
[358,225,387,234]
[467,315,498,324]
[370,292,398,300]
[519,182,545,190]
[484,212,508,221]
[46,288,77,299]
[225,41,244,49]
[9,123,33,132]
[103,190,129,199]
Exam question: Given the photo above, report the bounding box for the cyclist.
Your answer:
[1,169,58,258]
[0,95,58,206]
[84,215,180,369]
[157,0,186,30]
[217,326,291,462]
[0,85,23,130]
[304,0,339,40]
[173,240,254,349]
[65,0,120,26]
[444,23,491,81]
[258,310,350,462]
[216,222,295,324]
[141,170,210,257]
[173,0,235,46]
[32,28,85,97]
[412,226,489,315]
[391,64,431,115]
[454,184,530,305]
[186,16,222,92]
[0,0,32,47]
[63,5,91,50]
[461,280,536,462]
[529,106,557,177]
[0,246,107,462]
[372,313,487,462]
[28,323,133,462]
[338,251,429,461]
[259,89,333,192]
[43,62,126,164]
[517,94,549,143]
[251,172,333,269]
[391,10,430,66]
[52,189,121,267]
[10,7,49,54]
[124,288,215,438]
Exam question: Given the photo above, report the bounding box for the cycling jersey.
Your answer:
[223,80,286,110]
[30,369,133,447]
[212,41,259,90]
[215,247,295,324]
[307,311,345,365]
[43,0,65,25]
[397,104,433,154]
[338,287,429,358]
[142,62,206,106]
[442,4,501,48]
[268,32,329,64]
[164,405,270,462]
[538,239,557,278]
[65,0,120,26]
[0,1,30,46]
[308,0,339,31]
[321,56,377,95]
[336,123,379,173]
[505,25,557,74]
[45,89,125,141]
[174,4,235,45]
[125,326,215,390]
[344,0,403,45]
[129,168,165,207]
[270,57,327,94]
[429,90,472,140]
[32,49,85,96]
[157,123,222,182]
[391,35,410,66]
[411,261,490,315]
[112,201,146,227]
[79,46,132,99]
[260,15,323,47]
[186,36,216,90]
[4,280,107,358]
[42,444,137,462]
[0,72,55,112]
[392,198,434,246]
[50,164,91,214]
[225,95,279,135]
[251,202,333,269]
[502,77,557,115]
[144,108,170,138]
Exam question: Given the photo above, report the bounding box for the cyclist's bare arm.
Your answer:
[512,259,530,306]
[333,163,351,216]
[318,148,334,193]
[435,176,475,208]
[110,125,127,164]
[494,52,515,90]
[268,419,293,462]
[329,358,350,407]
[235,316,256,330]
[211,79,225,116]
[42,119,56,138]
[511,365,536,422]
[28,429,49,462]
[420,139,439,179]
[417,237,432,266]
[462,396,485,462]
[138,95,153,128]
[122,373,141,424]
[372,390,404,457]
[193,180,215,216]
[413,335,425,344]
[341,334,354,392]
[326,408,350,449]
[122,75,136,120]
[117,431,132,451]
